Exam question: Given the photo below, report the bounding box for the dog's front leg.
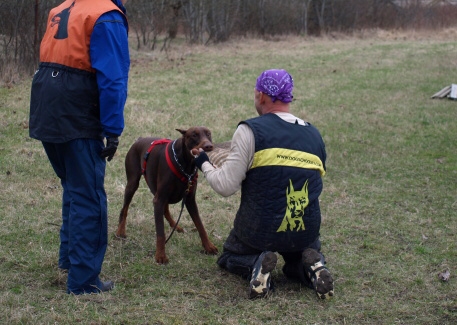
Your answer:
[185,196,218,255]
[153,196,169,264]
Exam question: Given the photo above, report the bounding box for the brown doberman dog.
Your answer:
[116,127,219,264]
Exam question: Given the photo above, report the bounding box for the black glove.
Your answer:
[194,151,210,171]
[100,136,119,161]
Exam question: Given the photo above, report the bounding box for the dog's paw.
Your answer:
[114,231,127,239]
[155,254,169,265]
[203,242,219,255]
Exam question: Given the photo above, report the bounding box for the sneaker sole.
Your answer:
[303,248,334,299]
[249,252,277,298]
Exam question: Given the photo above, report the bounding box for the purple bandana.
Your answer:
[255,69,294,103]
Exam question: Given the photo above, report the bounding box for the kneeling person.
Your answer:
[193,69,334,299]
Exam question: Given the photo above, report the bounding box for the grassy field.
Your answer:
[1,29,457,324]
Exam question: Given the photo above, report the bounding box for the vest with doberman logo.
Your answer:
[234,113,326,252]
[40,0,123,72]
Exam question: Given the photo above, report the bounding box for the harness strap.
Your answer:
[142,139,171,177]
[142,139,198,191]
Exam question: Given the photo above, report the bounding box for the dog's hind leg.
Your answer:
[164,204,184,233]
[116,175,141,238]
[116,149,143,238]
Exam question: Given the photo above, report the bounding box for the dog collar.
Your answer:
[166,140,198,190]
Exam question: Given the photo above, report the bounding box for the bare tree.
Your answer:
[312,0,328,35]
[181,0,208,44]
[161,1,183,51]
[301,0,313,35]
[205,0,241,43]
[127,0,158,50]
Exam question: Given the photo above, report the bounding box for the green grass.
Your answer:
[1,30,457,324]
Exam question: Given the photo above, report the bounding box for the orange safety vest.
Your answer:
[39,0,124,72]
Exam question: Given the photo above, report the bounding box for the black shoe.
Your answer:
[98,280,115,292]
[302,248,334,299]
[249,251,277,299]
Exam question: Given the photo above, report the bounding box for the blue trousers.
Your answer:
[42,139,108,294]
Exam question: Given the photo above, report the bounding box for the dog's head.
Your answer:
[176,127,214,152]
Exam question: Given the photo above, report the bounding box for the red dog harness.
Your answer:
[142,139,198,192]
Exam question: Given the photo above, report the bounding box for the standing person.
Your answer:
[29,0,130,294]
[192,69,334,299]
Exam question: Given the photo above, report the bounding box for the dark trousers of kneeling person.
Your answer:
[217,229,325,290]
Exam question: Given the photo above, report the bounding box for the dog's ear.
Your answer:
[176,128,187,136]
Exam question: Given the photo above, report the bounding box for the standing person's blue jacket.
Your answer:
[91,0,130,138]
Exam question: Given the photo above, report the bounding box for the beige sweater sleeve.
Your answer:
[201,113,305,197]
[201,124,254,197]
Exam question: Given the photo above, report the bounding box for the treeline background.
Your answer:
[1,0,457,84]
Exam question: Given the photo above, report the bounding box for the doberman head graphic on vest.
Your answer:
[51,1,75,39]
[277,179,309,232]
